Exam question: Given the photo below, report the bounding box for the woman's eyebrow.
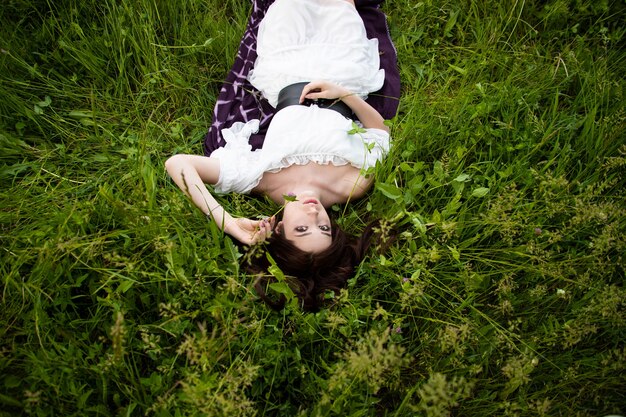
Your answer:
[295,231,332,237]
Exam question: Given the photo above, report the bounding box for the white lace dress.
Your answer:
[212,0,389,194]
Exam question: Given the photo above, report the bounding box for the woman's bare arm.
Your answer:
[164,154,273,244]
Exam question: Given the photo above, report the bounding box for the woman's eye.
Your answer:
[319,225,330,231]
[295,226,308,232]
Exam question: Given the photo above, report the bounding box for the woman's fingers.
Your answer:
[300,81,326,102]
[299,86,313,103]
[249,218,273,245]
[300,81,349,102]
[261,218,273,238]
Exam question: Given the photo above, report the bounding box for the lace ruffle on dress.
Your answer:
[213,105,388,194]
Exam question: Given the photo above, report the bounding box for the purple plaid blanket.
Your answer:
[203,0,400,156]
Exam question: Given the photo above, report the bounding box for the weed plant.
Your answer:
[1,0,624,416]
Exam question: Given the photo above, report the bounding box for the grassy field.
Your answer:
[1,0,625,415]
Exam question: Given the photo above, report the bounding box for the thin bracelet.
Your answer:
[338,92,357,101]
[205,205,224,219]
[206,209,230,232]
[329,92,357,108]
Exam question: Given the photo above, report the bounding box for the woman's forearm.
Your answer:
[340,93,389,132]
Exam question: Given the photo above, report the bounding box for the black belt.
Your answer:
[276,82,353,119]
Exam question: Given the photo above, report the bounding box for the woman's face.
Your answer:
[279,197,332,253]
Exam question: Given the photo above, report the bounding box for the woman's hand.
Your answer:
[299,80,351,103]
[224,216,276,246]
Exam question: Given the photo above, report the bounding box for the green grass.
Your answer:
[1,0,625,416]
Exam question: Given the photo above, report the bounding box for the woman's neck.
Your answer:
[267,182,330,206]
[254,165,336,206]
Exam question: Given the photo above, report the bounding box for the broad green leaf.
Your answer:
[448,245,460,262]
[376,182,402,200]
[282,194,298,202]
[379,254,392,266]
[453,173,471,182]
[36,96,51,107]
[118,280,134,293]
[269,282,295,298]
[432,209,442,224]
[411,215,426,234]
[266,253,285,281]
[451,180,465,195]
[399,162,413,172]
[472,187,490,197]
[348,121,367,135]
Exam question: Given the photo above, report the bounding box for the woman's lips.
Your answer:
[303,199,319,205]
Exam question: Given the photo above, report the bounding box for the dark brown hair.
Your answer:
[248,220,383,311]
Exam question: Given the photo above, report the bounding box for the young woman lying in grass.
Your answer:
[166,0,395,310]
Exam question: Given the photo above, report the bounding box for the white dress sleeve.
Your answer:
[211,120,264,194]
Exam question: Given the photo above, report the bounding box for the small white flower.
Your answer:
[556,288,566,296]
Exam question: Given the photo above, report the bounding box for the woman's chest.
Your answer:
[255,163,362,203]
